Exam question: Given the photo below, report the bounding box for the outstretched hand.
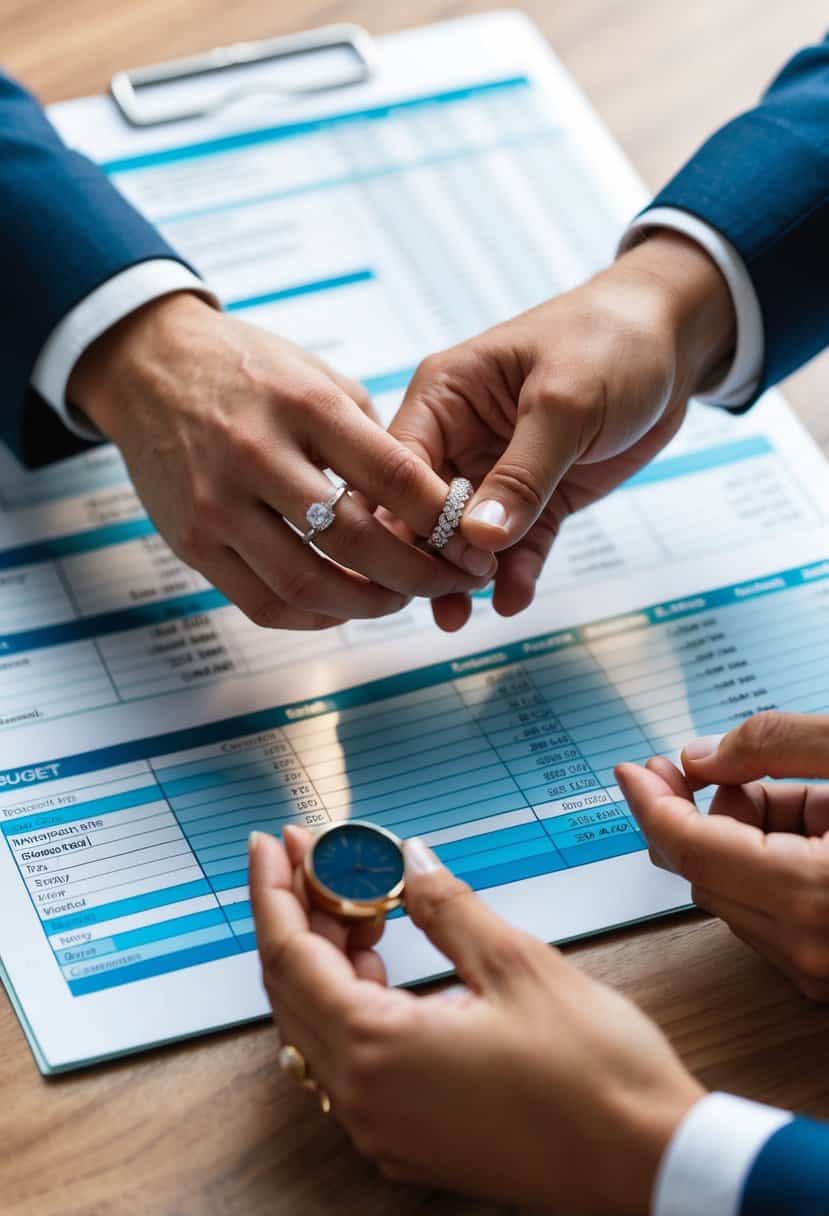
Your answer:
[617,711,829,1000]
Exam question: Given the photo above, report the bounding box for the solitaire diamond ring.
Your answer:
[302,482,349,545]
[429,477,474,550]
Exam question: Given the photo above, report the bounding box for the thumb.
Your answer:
[403,837,547,993]
[460,387,581,551]
[682,712,829,788]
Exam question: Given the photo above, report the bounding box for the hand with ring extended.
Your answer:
[249,825,702,1211]
[388,230,737,631]
[67,294,496,632]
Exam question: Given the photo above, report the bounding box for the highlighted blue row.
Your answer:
[3,555,827,799]
[67,935,241,996]
[54,905,228,966]
[43,878,211,936]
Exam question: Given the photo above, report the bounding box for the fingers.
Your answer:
[249,832,361,1039]
[251,448,494,600]
[200,546,343,632]
[459,386,583,552]
[681,712,829,788]
[236,502,409,620]
[300,393,466,548]
[402,838,556,994]
[615,761,803,909]
[708,780,829,838]
[431,592,473,633]
[284,824,387,959]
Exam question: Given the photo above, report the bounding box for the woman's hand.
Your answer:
[617,711,829,1001]
[389,230,735,630]
[69,294,495,631]
[249,826,702,1213]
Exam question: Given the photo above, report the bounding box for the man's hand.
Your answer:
[390,230,736,630]
[68,293,495,631]
[616,712,829,1000]
[249,826,702,1213]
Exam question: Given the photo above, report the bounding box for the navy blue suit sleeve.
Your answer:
[649,35,829,404]
[740,1116,829,1214]
[0,72,190,467]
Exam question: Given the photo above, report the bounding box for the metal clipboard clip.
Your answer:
[110,23,378,127]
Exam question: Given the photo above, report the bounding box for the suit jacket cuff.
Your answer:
[651,1092,791,1216]
[31,260,218,441]
[621,207,763,409]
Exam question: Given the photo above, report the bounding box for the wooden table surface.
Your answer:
[3,3,829,1213]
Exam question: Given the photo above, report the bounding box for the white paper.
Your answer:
[2,12,829,1072]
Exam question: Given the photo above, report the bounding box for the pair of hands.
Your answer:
[250,709,829,1213]
[69,229,734,632]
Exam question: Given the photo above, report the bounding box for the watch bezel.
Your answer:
[304,820,405,920]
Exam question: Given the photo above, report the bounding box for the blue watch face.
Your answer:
[312,823,403,902]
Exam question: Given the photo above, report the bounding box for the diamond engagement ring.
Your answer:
[429,477,474,550]
[302,482,349,545]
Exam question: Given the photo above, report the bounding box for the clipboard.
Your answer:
[110,24,379,127]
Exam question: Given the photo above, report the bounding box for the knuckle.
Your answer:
[378,443,422,499]
[279,564,320,610]
[333,511,376,565]
[485,929,546,980]
[734,711,787,761]
[234,429,271,476]
[792,938,829,984]
[257,931,300,985]
[245,597,286,630]
[350,380,372,411]
[415,351,449,383]
[533,381,603,444]
[415,879,476,938]
[489,459,546,515]
[297,380,343,420]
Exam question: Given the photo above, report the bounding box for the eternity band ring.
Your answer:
[429,477,474,550]
[302,482,349,545]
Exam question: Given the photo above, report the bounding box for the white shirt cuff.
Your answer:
[652,1092,792,1216]
[31,259,217,441]
[621,207,764,408]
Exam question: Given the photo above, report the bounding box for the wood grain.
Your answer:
[3,3,829,1213]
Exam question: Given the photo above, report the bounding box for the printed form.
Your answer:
[2,13,829,1071]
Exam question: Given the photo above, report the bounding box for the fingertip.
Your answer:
[432,593,472,632]
[283,823,312,866]
[248,830,291,896]
[614,761,639,788]
[404,837,444,879]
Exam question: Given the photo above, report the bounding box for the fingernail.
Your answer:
[404,837,442,875]
[461,546,494,577]
[248,830,263,853]
[467,499,507,529]
[683,736,720,761]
